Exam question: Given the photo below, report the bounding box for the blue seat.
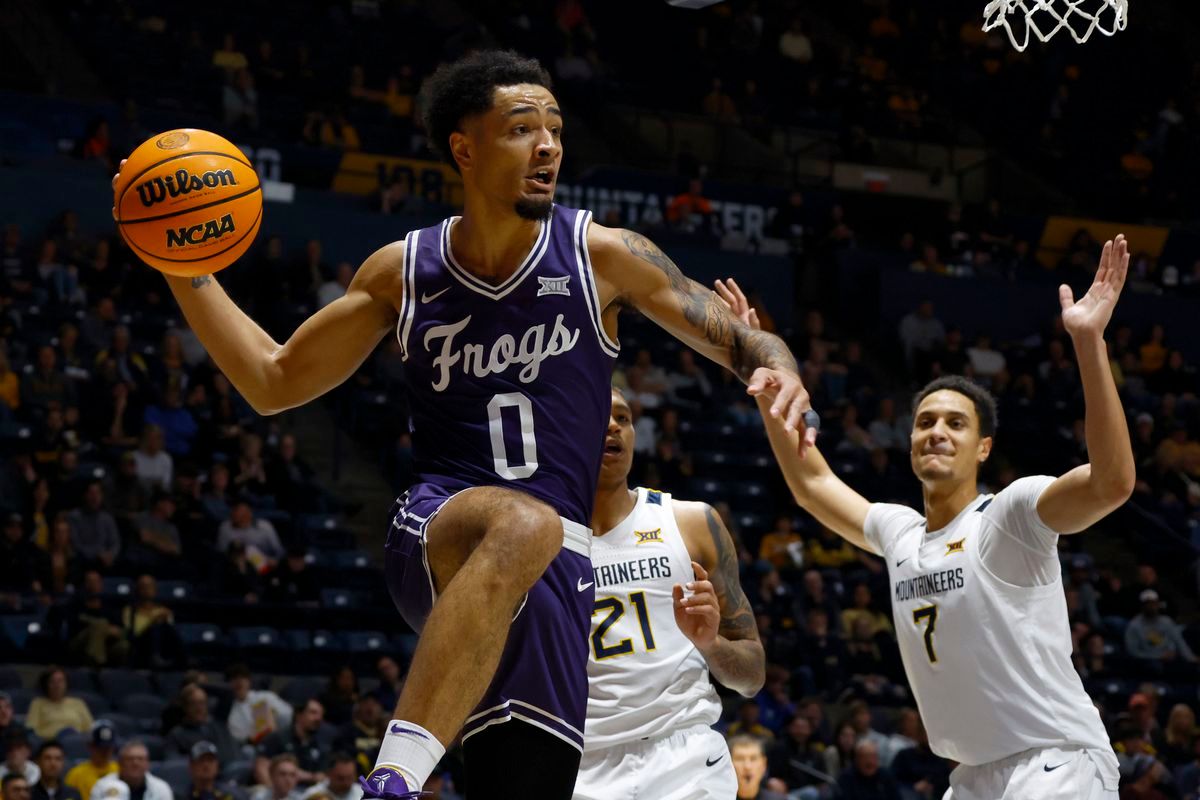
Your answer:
[117,692,166,720]
[101,577,134,599]
[153,672,188,698]
[330,550,372,570]
[0,616,41,651]
[102,712,139,738]
[0,667,21,689]
[156,580,193,601]
[98,669,154,699]
[64,668,98,694]
[59,730,89,760]
[6,688,32,714]
[345,631,389,654]
[141,734,166,761]
[73,689,110,716]
[280,676,326,708]
[155,760,190,794]
[320,589,361,609]
[224,759,253,784]
[176,623,225,647]
[230,626,284,652]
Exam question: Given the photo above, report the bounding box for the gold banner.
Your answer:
[1038,216,1168,269]
[333,153,464,206]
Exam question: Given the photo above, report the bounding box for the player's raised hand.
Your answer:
[1060,234,1129,339]
[111,158,128,220]
[673,562,720,651]
[715,277,818,455]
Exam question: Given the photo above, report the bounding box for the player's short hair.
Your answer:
[726,734,766,756]
[422,50,553,172]
[912,376,998,438]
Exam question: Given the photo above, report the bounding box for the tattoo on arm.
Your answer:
[191,275,212,289]
[705,507,758,641]
[620,231,797,380]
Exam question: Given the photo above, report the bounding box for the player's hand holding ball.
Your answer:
[111,128,263,277]
[673,562,720,651]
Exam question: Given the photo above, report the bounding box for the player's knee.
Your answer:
[481,498,562,579]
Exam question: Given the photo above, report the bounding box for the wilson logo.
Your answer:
[136,168,237,207]
[166,214,235,248]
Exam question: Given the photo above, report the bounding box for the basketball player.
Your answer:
[111,51,813,800]
[717,238,1135,800]
[573,387,763,800]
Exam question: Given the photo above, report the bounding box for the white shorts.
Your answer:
[944,746,1119,800]
[574,724,737,800]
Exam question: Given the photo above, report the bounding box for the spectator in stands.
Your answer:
[0,512,48,598]
[213,33,248,72]
[1177,736,1200,800]
[898,301,946,377]
[666,179,716,234]
[729,735,785,800]
[64,722,116,800]
[890,715,950,799]
[767,714,825,798]
[22,347,75,417]
[701,78,738,123]
[2,775,30,800]
[218,502,284,571]
[266,435,318,513]
[866,397,908,453]
[1128,692,1163,744]
[121,574,185,668]
[26,668,93,740]
[264,545,319,605]
[1115,723,1174,799]
[234,434,270,499]
[836,739,901,800]
[132,492,181,565]
[32,741,79,800]
[316,669,357,729]
[144,385,198,458]
[254,699,329,787]
[316,264,353,310]
[201,463,233,523]
[95,327,149,393]
[299,753,360,800]
[0,351,18,416]
[370,657,403,712]
[0,732,39,785]
[226,663,293,747]
[40,514,78,595]
[77,119,112,170]
[758,515,803,570]
[1124,589,1197,667]
[185,741,233,800]
[67,483,120,569]
[727,701,773,742]
[89,742,172,800]
[223,69,260,133]
[778,16,813,65]
[132,425,172,493]
[166,686,238,765]
[65,572,128,667]
[845,700,888,756]
[1160,704,1197,770]
[799,569,841,620]
[250,754,301,800]
[666,349,712,411]
[841,584,892,638]
[335,695,382,777]
[966,334,1006,383]
[0,695,19,750]
[218,540,262,602]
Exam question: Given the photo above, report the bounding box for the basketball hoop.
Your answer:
[983,0,1128,51]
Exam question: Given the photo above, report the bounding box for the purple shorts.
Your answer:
[383,482,594,752]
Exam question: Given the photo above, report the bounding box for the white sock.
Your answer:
[373,720,445,789]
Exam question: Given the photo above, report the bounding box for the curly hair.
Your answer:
[422,50,553,172]
[912,375,998,438]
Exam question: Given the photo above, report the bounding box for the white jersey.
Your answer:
[584,488,722,752]
[864,476,1118,784]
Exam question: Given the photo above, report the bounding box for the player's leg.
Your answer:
[995,747,1118,800]
[631,726,737,800]
[463,718,581,800]
[368,486,565,796]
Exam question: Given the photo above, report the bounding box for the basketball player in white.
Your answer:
[718,236,1135,800]
[573,387,765,800]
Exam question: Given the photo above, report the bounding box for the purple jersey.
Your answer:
[396,204,618,525]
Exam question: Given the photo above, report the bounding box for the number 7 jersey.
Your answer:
[396,205,618,526]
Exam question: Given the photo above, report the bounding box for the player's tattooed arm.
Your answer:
[690,505,765,697]
[190,275,212,289]
[616,230,798,381]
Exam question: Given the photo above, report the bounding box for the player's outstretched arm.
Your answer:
[1037,235,1136,533]
[161,242,402,415]
[674,501,765,697]
[588,224,816,452]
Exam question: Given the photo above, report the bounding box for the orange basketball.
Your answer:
[114,129,263,278]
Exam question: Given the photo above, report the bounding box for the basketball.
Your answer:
[114,128,263,278]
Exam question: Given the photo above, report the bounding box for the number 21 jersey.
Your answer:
[396,205,618,526]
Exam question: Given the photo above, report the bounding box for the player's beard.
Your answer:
[515,195,553,220]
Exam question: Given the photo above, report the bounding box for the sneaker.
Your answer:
[358,767,427,799]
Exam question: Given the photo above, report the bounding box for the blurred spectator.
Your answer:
[264,546,319,606]
[234,434,270,498]
[758,515,803,570]
[799,569,841,620]
[254,700,330,786]
[0,352,19,414]
[1160,704,1197,770]
[0,696,19,752]
[757,665,796,735]
[806,524,857,571]
[890,716,951,799]
[370,657,403,712]
[201,463,234,523]
[316,669,357,729]
[1128,692,1163,744]
[845,701,888,755]
[841,584,892,638]
[778,17,813,65]
[1124,590,1196,665]
[2,776,30,800]
[22,346,75,416]
[144,385,198,458]
[68,483,120,569]
[1115,724,1174,799]
[0,732,39,785]
[666,350,711,411]
[26,668,93,740]
[249,755,301,800]
[63,722,117,800]
[880,708,920,768]
[304,111,361,152]
[665,180,716,234]
[41,514,79,596]
[213,33,249,72]
[65,572,129,668]
[32,741,80,800]
[766,714,826,797]
[89,742,172,800]
[701,78,738,123]
[0,513,48,598]
[226,664,293,747]
[132,426,173,493]
[334,695,382,777]
[95,327,149,393]
[316,264,353,310]
[729,735,785,800]
[866,397,908,452]
[78,119,112,169]
[836,739,901,800]
[166,686,238,764]
[121,575,185,669]
[132,492,182,564]
[898,301,945,375]
[218,541,262,602]
[1177,737,1200,800]
[218,502,284,570]
[966,334,1006,382]
[267,435,319,513]
[185,741,233,800]
[298,754,360,800]
[223,69,260,133]
[727,701,773,742]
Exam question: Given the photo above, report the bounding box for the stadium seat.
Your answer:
[176,623,226,649]
[224,759,253,784]
[64,668,98,694]
[101,577,134,599]
[230,626,285,652]
[155,760,190,795]
[59,730,89,761]
[6,688,33,714]
[156,580,193,601]
[319,589,362,609]
[153,672,187,698]
[344,631,389,654]
[0,667,21,689]
[280,676,326,707]
[73,690,110,716]
[102,712,139,738]
[117,692,167,720]
[141,734,166,761]
[98,669,154,699]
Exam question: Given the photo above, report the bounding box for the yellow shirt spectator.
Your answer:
[65,759,117,800]
[806,530,859,569]
[26,695,94,739]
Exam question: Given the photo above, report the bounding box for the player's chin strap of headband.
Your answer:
[803,409,821,434]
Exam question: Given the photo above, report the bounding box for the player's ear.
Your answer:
[449,131,472,173]
[977,435,993,464]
